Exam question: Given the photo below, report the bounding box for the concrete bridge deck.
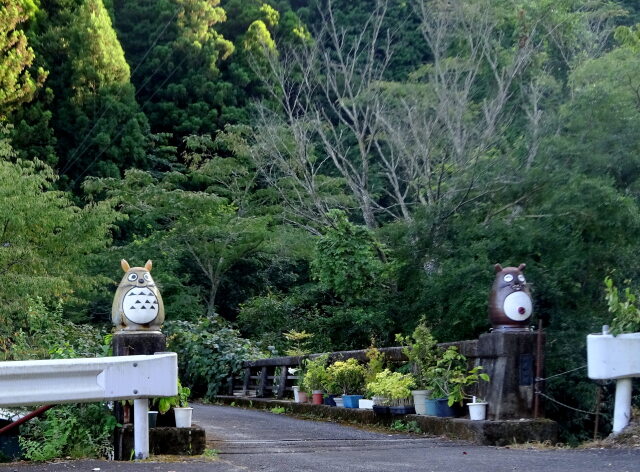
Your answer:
[4,403,640,471]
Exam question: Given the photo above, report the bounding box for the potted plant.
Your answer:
[360,344,384,409]
[587,277,640,433]
[467,396,488,420]
[426,346,489,417]
[302,354,329,405]
[397,322,438,415]
[366,369,415,415]
[154,380,192,427]
[327,358,366,408]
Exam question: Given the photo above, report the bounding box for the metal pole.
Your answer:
[613,378,632,434]
[533,317,544,418]
[0,404,54,435]
[133,399,149,459]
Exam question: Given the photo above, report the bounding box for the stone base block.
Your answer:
[114,425,206,460]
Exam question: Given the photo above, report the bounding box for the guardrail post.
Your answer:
[133,398,150,459]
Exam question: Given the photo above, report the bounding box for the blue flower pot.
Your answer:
[435,398,456,417]
[425,399,439,416]
[342,395,364,408]
[323,395,337,406]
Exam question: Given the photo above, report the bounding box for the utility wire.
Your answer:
[70,51,190,186]
[60,7,180,176]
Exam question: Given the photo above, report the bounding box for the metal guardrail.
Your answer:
[0,353,178,459]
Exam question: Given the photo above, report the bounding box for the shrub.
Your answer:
[366,369,415,405]
[19,403,117,461]
[327,358,366,395]
[165,317,261,399]
[301,354,329,392]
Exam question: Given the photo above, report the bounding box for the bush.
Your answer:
[326,358,366,395]
[165,317,261,398]
[19,403,117,461]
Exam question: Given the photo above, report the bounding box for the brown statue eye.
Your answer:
[127,273,138,282]
[518,274,526,283]
[503,274,514,282]
[144,273,151,281]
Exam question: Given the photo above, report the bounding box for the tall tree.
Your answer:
[112,0,233,144]
[27,0,149,183]
[0,0,45,118]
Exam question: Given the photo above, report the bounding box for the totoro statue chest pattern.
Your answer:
[488,263,533,331]
[112,259,165,332]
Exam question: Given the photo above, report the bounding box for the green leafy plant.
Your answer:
[270,406,286,414]
[390,419,421,433]
[154,380,191,414]
[427,346,490,406]
[19,403,117,461]
[302,354,329,392]
[604,276,640,334]
[164,317,261,399]
[396,322,438,390]
[326,358,366,395]
[283,330,314,356]
[366,369,415,406]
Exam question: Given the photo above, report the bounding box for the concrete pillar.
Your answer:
[474,331,539,420]
[113,331,166,460]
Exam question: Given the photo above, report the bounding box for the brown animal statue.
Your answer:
[488,263,533,331]
[112,259,165,332]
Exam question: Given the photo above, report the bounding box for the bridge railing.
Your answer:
[228,332,540,421]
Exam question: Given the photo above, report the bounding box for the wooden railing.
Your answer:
[227,344,473,400]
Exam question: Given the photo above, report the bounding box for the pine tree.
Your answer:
[0,1,45,118]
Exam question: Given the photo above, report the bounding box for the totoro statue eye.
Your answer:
[518,274,526,283]
[143,273,151,281]
[503,274,514,282]
[127,273,138,282]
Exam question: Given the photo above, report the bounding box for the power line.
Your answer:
[70,51,191,186]
[60,6,180,176]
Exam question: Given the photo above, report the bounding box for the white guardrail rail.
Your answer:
[0,353,178,459]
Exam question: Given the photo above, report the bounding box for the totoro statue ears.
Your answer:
[145,260,152,271]
[494,263,503,273]
[518,263,526,271]
[121,259,130,272]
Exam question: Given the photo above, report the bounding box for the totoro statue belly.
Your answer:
[112,259,165,332]
[489,263,533,331]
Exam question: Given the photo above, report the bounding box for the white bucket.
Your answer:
[174,407,193,427]
[468,402,487,421]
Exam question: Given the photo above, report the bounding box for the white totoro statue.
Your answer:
[112,259,165,332]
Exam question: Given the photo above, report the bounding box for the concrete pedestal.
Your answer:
[112,331,167,459]
[472,331,539,420]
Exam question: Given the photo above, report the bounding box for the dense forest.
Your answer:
[2,0,640,443]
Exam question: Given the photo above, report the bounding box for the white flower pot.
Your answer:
[358,399,374,409]
[334,397,344,407]
[468,402,488,421]
[411,390,430,415]
[293,385,300,403]
[174,407,193,428]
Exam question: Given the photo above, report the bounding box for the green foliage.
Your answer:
[366,369,414,404]
[364,344,385,387]
[0,158,119,327]
[283,329,313,356]
[604,277,640,334]
[154,379,191,413]
[165,317,261,399]
[326,358,366,395]
[390,419,421,433]
[426,346,490,407]
[3,297,104,361]
[0,1,45,118]
[270,406,286,414]
[301,353,329,392]
[19,403,117,461]
[312,210,394,303]
[396,322,438,390]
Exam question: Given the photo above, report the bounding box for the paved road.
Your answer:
[3,403,640,472]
